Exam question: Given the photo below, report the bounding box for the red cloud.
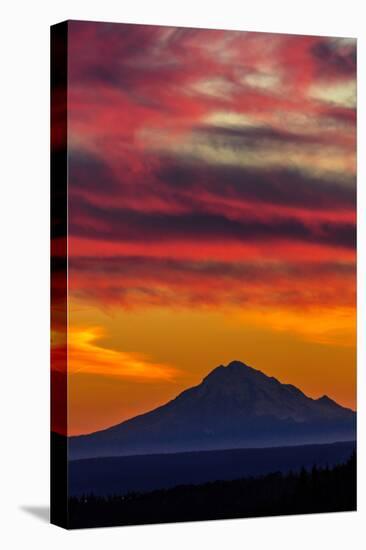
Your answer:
[64,21,355,314]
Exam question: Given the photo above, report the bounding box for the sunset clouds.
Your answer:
[67,326,179,380]
[58,22,356,433]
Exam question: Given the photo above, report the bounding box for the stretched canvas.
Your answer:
[51,20,357,529]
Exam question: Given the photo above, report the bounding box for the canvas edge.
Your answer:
[50,20,69,530]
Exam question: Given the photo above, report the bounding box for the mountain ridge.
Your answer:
[69,360,356,459]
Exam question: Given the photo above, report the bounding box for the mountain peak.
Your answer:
[317,395,337,406]
[226,360,252,369]
[202,360,259,384]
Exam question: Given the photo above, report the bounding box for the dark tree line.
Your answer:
[68,451,356,529]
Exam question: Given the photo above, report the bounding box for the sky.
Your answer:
[53,21,356,435]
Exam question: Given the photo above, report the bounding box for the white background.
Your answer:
[0,0,364,548]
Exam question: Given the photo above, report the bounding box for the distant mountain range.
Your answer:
[69,360,356,460]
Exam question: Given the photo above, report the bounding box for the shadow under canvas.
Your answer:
[20,506,49,523]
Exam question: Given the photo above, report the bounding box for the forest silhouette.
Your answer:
[68,450,356,528]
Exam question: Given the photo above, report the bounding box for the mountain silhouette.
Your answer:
[69,360,356,459]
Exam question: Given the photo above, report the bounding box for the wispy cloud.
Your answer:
[66,326,180,381]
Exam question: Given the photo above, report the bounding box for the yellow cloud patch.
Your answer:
[68,326,179,381]
[234,305,356,347]
[309,80,356,108]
